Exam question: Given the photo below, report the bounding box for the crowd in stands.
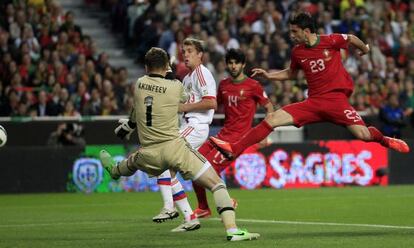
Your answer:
[1,0,414,132]
[107,0,414,125]
[0,0,133,117]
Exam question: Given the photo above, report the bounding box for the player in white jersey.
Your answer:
[152,38,217,232]
[180,63,216,125]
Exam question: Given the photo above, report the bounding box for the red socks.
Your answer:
[232,120,274,156]
[192,121,273,210]
[368,126,385,144]
[192,182,209,210]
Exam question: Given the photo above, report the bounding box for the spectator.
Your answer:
[1,0,414,133]
[83,88,101,115]
[47,122,86,146]
[338,9,361,34]
[158,19,179,51]
[216,29,240,55]
[60,11,82,37]
[31,90,54,116]
[62,100,81,117]
[100,95,118,115]
[379,93,406,138]
[127,0,150,40]
[48,83,63,116]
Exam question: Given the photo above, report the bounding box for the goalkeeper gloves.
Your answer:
[165,55,176,79]
[114,118,136,140]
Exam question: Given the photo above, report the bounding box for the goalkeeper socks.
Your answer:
[194,142,220,210]
[157,170,174,210]
[192,181,210,210]
[212,183,236,229]
[232,120,273,156]
[172,177,193,221]
[115,159,136,177]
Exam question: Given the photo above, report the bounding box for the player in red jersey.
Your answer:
[208,12,409,164]
[193,49,274,218]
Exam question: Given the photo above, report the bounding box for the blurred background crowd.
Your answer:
[0,0,133,117]
[1,0,414,134]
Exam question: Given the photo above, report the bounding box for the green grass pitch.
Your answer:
[0,186,413,248]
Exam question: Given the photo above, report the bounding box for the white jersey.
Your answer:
[181,64,216,125]
[179,123,209,149]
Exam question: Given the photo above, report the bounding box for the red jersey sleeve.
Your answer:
[329,33,350,50]
[254,82,270,106]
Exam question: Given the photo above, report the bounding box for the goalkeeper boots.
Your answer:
[152,208,179,223]
[227,229,260,241]
[99,150,120,180]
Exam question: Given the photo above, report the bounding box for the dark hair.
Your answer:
[144,47,169,70]
[225,48,246,64]
[289,12,316,33]
[183,38,205,53]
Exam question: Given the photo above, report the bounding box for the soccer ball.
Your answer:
[0,125,7,147]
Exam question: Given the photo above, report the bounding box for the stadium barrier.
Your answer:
[1,115,413,146]
[0,146,83,193]
[0,141,412,193]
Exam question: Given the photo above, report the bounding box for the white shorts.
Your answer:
[179,123,209,149]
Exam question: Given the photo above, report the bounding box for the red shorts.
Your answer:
[198,140,232,174]
[282,93,365,127]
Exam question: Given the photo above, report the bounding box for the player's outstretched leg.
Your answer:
[192,141,219,217]
[212,183,259,241]
[100,150,120,180]
[194,166,259,241]
[210,120,274,158]
[193,145,239,218]
[100,149,141,180]
[209,136,234,159]
[368,127,410,153]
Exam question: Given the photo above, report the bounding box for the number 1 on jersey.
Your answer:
[144,96,153,126]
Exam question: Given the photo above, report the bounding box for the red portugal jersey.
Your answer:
[290,34,354,97]
[217,77,270,143]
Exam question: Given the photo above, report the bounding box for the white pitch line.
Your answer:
[0,221,114,228]
[210,218,414,230]
[2,219,414,230]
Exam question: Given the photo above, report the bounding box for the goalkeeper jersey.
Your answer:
[131,74,188,146]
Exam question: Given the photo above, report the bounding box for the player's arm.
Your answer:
[254,80,274,114]
[348,34,370,56]
[263,101,274,114]
[179,81,189,103]
[179,98,217,112]
[251,68,297,81]
[114,107,136,140]
[129,107,136,121]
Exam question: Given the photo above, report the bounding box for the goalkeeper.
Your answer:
[102,47,259,241]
